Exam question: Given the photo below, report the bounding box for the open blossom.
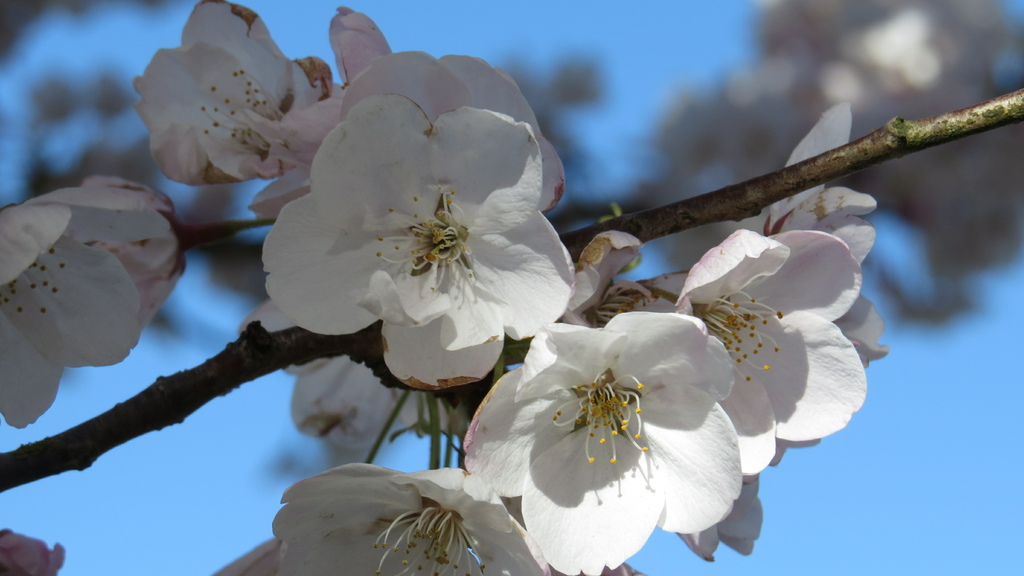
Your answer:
[464,312,740,575]
[135,0,340,184]
[264,94,573,388]
[0,530,65,576]
[273,464,544,576]
[0,185,169,427]
[678,229,866,474]
[341,51,565,212]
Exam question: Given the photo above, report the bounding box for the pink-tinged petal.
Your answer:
[0,203,70,285]
[241,299,293,332]
[642,389,741,535]
[719,378,777,475]
[761,311,867,441]
[522,435,662,576]
[0,530,65,576]
[382,319,503,389]
[183,1,286,60]
[249,169,310,219]
[752,230,861,321]
[3,237,139,367]
[310,94,434,225]
[435,107,542,228]
[835,295,890,366]
[259,91,344,168]
[212,539,282,576]
[340,52,470,122]
[682,229,789,304]
[774,186,877,263]
[330,7,392,83]
[0,314,63,428]
[464,370,559,496]
[471,212,574,340]
[263,194,379,335]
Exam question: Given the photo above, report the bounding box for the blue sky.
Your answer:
[1,1,1022,574]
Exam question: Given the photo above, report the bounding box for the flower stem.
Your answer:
[365,390,411,464]
[174,218,275,251]
[428,394,441,470]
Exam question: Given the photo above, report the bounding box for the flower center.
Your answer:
[373,504,485,576]
[199,68,293,156]
[376,190,473,282]
[588,284,651,327]
[694,291,783,382]
[552,368,649,464]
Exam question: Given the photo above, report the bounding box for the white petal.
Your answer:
[310,94,434,224]
[464,370,555,496]
[263,194,380,335]
[762,311,867,441]
[434,106,542,229]
[719,377,777,475]
[471,212,574,340]
[642,389,742,534]
[382,320,502,388]
[0,203,70,285]
[2,237,140,367]
[0,313,63,427]
[608,312,735,401]
[522,434,662,576]
[786,103,852,166]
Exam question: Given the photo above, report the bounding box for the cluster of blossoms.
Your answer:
[1,1,888,574]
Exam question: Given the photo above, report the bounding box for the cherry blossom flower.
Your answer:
[0,529,65,576]
[0,185,169,427]
[135,0,340,184]
[464,312,740,576]
[263,94,573,388]
[273,464,544,576]
[340,51,565,212]
[677,229,866,474]
[679,476,763,561]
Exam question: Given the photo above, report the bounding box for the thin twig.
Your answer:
[560,87,1024,259]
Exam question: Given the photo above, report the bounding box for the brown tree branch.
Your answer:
[0,321,394,493]
[560,87,1024,259]
[2,88,1023,493]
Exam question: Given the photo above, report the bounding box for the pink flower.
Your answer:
[134,0,340,184]
[0,530,65,576]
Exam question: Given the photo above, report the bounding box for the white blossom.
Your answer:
[264,94,573,388]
